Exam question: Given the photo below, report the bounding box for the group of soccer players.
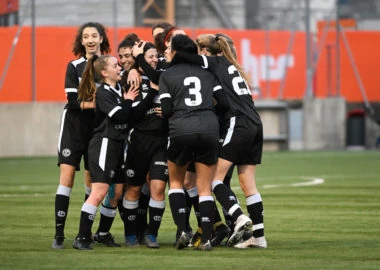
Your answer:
[52,20,267,251]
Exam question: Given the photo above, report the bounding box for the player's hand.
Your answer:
[132,41,146,58]
[124,87,139,101]
[127,68,141,89]
[154,107,163,118]
[150,81,159,91]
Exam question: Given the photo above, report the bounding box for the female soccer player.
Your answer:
[72,54,139,250]
[121,42,168,248]
[176,33,267,248]
[159,34,229,251]
[52,22,111,249]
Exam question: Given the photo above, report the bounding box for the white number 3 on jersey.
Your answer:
[184,76,202,106]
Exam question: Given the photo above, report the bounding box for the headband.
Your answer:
[164,27,178,44]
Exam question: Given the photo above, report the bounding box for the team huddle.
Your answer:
[52,21,267,251]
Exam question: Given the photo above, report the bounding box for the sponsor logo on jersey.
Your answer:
[154,161,167,166]
[62,148,71,157]
[115,124,127,129]
[126,169,135,178]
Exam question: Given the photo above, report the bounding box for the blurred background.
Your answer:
[1,0,380,156]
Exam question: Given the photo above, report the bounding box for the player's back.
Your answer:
[160,62,219,138]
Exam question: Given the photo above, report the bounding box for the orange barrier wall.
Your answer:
[0,26,379,102]
[315,30,380,102]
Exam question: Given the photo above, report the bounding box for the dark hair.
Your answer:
[171,34,197,54]
[118,33,140,51]
[72,22,111,57]
[152,22,173,35]
[154,26,179,55]
[143,42,156,55]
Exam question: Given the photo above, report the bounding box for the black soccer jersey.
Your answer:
[64,57,94,118]
[159,62,221,138]
[93,83,133,140]
[130,75,168,136]
[177,53,262,125]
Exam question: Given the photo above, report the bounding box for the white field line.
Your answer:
[262,177,324,189]
[230,176,325,191]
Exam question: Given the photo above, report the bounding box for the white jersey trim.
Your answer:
[65,88,77,93]
[159,93,171,100]
[200,55,208,69]
[108,106,122,117]
[99,138,108,171]
[223,117,236,146]
[213,85,222,92]
[57,109,67,152]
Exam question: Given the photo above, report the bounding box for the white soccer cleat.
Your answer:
[234,236,267,249]
[227,214,252,247]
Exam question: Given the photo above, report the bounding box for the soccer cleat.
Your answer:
[189,227,202,247]
[93,232,121,247]
[52,235,65,249]
[211,224,230,247]
[173,227,193,246]
[233,236,267,249]
[144,234,160,248]
[124,235,140,247]
[72,236,94,250]
[194,240,212,251]
[176,231,190,250]
[227,214,252,247]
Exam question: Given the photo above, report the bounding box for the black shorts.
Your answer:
[57,109,93,171]
[88,136,126,184]
[219,115,263,165]
[167,133,219,166]
[125,130,168,186]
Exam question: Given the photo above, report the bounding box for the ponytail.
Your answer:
[78,55,98,102]
[217,37,251,86]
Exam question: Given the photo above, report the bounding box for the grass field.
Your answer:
[0,151,379,269]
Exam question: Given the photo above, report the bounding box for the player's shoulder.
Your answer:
[67,57,86,68]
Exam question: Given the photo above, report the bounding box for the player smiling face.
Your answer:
[81,27,103,58]
[118,46,135,72]
[144,47,158,70]
[102,57,122,87]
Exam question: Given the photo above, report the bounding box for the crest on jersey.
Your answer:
[62,148,71,157]
[126,169,135,178]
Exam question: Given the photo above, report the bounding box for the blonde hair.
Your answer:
[78,55,112,101]
[196,34,250,86]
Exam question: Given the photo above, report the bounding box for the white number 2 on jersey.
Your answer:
[184,76,202,106]
[228,65,250,95]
